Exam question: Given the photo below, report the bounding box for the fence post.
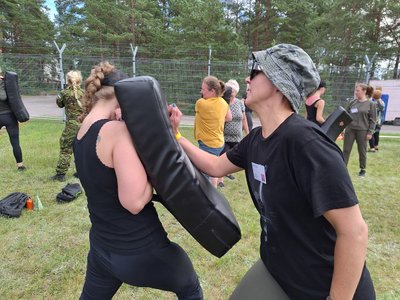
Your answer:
[130,44,138,77]
[53,41,66,90]
[364,52,378,83]
[208,46,212,76]
[54,41,67,121]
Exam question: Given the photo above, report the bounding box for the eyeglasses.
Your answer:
[250,60,263,80]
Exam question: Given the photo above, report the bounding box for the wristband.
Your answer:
[175,131,182,140]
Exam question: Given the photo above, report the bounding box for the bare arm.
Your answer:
[323,205,368,300]
[242,112,249,135]
[315,99,325,124]
[225,107,232,122]
[112,123,153,214]
[170,105,241,177]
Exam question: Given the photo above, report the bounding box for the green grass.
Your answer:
[0,120,399,299]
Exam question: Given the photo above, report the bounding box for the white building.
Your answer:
[369,79,400,122]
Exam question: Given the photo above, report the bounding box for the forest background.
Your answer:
[0,0,399,114]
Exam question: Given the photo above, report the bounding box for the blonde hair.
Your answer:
[372,89,382,99]
[66,70,82,106]
[79,61,117,122]
[226,79,240,94]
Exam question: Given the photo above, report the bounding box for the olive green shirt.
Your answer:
[346,99,377,134]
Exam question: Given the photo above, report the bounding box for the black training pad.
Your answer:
[4,72,29,122]
[321,106,353,141]
[114,76,241,258]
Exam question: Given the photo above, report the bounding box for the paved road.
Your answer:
[22,95,400,133]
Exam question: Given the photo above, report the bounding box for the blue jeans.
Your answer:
[197,141,224,179]
[197,140,224,156]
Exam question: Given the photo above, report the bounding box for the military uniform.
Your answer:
[55,87,84,176]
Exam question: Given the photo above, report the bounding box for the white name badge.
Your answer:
[252,162,267,184]
[350,108,358,113]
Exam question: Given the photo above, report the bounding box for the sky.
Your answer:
[45,0,57,21]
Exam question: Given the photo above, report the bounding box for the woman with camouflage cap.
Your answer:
[169,44,375,299]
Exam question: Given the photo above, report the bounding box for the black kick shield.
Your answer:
[321,106,353,141]
[4,72,30,122]
[114,76,241,258]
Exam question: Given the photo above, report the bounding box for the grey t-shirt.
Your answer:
[346,99,377,134]
[224,98,245,143]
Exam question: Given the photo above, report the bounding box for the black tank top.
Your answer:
[73,119,168,254]
[305,99,322,126]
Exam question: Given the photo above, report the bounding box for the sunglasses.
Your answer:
[250,60,263,80]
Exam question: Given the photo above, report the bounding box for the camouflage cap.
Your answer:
[252,44,320,113]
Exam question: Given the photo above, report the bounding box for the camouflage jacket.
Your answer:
[57,87,84,122]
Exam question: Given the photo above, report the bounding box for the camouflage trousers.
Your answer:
[55,121,79,175]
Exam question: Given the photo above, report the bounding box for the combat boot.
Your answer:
[51,173,66,182]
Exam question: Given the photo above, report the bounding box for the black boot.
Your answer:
[51,173,66,182]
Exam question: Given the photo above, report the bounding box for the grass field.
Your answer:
[0,119,399,299]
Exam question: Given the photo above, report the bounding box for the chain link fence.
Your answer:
[0,44,396,115]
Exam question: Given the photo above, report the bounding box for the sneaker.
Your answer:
[358,169,366,177]
[51,173,66,182]
[17,166,27,171]
[368,148,376,152]
[225,174,235,180]
[217,182,225,188]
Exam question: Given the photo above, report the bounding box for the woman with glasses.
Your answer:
[169,44,375,300]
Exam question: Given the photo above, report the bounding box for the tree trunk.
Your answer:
[263,0,271,48]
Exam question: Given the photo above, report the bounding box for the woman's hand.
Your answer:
[168,104,182,134]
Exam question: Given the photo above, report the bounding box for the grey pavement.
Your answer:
[22,95,400,134]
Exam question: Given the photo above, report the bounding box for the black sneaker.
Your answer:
[358,169,366,177]
[217,182,225,188]
[17,166,27,171]
[51,174,66,182]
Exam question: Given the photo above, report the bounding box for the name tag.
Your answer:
[350,108,358,113]
[252,162,267,184]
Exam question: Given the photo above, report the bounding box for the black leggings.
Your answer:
[80,240,203,300]
[0,113,23,163]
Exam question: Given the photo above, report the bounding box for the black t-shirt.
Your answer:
[227,114,374,299]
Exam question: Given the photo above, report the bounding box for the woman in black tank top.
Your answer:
[74,62,203,300]
[305,80,327,126]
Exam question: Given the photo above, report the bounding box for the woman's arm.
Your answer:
[170,105,240,177]
[323,205,369,300]
[315,99,325,124]
[242,112,249,135]
[225,107,232,122]
[112,123,153,214]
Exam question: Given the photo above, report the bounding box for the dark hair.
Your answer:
[318,80,326,89]
[222,86,232,104]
